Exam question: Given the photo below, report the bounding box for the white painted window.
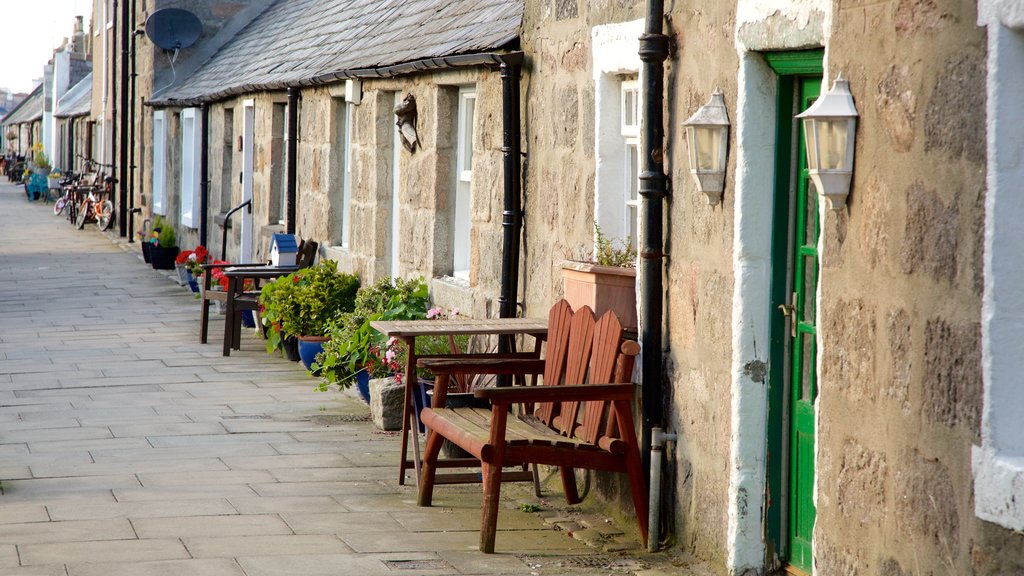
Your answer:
[592,19,644,254]
[973,11,1024,532]
[390,91,402,279]
[341,101,353,249]
[180,107,201,229]
[152,111,166,215]
[452,87,476,280]
[621,80,641,248]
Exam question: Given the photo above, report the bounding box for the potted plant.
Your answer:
[149,216,179,270]
[561,226,638,331]
[259,261,360,371]
[313,277,430,401]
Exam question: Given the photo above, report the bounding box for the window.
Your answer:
[621,80,640,248]
[270,103,287,225]
[452,87,476,280]
[180,107,201,228]
[152,111,166,215]
[973,12,1024,531]
[592,19,644,254]
[220,108,234,212]
[341,100,353,248]
[390,91,402,278]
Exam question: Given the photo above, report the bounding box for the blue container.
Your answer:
[355,369,371,404]
[297,337,327,375]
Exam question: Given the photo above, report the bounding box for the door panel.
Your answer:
[787,76,820,574]
[241,101,255,263]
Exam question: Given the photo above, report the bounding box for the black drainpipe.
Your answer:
[638,0,669,476]
[128,0,139,243]
[497,53,524,355]
[111,0,120,233]
[118,0,130,237]
[200,103,210,247]
[286,87,299,235]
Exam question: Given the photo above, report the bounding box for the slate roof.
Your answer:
[54,73,92,119]
[1,84,44,126]
[151,0,522,106]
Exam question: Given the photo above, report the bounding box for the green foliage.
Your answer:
[519,503,541,513]
[258,261,359,342]
[157,223,177,248]
[33,150,50,171]
[314,277,430,390]
[594,225,636,268]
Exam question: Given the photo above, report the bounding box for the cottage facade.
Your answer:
[87,0,1024,574]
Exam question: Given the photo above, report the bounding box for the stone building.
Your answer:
[143,0,523,318]
[516,0,1024,575]
[1,84,44,158]
[101,0,1024,574]
[53,74,94,171]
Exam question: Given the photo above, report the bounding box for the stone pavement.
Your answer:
[0,182,706,576]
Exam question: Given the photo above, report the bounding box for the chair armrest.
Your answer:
[474,382,637,405]
[200,261,269,270]
[417,357,545,377]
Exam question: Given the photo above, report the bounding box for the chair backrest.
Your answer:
[533,300,638,443]
[296,240,319,268]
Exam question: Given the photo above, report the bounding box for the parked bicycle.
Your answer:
[76,175,116,231]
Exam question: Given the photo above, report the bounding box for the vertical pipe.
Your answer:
[128,0,137,243]
[117,0,129,236]
[67,119,74,172]
[638,0,669,476]
[286,87,298,235]
[200,103,210,246]
[497,55,524,359]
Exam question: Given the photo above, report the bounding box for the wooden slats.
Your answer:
[578,311,624,445]
[536,300,573,426]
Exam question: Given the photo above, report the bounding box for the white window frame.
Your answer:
[621,80,640,249]
[340,100,353,249]
[452,87,476,280]
[152,111,166,215]
[180,107,201,229]
[592,19,644,254]
[973,5,1024,532]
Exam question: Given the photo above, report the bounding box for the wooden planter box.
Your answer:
[561,261,637,331]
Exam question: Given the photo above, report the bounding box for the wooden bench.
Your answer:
[199,239,318,344]
[416,300,647,553]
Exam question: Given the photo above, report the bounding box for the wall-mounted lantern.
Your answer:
[683,89,730,205]
[796,74,859,210]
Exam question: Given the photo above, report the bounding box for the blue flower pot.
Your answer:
[297,336,328,375]
[241,310,256,328]
[355,369,371,404]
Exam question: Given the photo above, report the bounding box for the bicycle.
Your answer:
[76,176,115,231]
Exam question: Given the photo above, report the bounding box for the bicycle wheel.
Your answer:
[97,200,114,231]
[75,200,89,229]
[53,196,67,216]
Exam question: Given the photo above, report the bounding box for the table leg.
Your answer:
[398,336,417,486]
[222,277,237,356]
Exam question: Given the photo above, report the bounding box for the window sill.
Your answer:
[972,445,1024,530]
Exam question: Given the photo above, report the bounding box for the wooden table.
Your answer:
[370,317,548,487]
[222,265,298,356]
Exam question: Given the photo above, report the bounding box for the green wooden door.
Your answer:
[787,76,820,573]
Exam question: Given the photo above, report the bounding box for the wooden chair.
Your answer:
[199,239,319,344]
[416,300,647,553]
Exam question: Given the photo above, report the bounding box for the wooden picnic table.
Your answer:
[370,317,548,487]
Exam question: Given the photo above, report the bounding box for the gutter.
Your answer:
[146,51,525,108]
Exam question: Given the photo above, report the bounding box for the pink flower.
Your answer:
[450,307,460,317]
[387,336,397,347]
[385,349,396,362]
[426,307,441,319]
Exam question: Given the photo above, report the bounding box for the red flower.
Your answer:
[175,250,194,265]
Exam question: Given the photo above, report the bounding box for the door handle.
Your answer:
[778,291,797,338]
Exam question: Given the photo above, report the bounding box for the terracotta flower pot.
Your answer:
[561,261,637,331]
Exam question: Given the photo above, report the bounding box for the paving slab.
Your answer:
[182,534,352,558]
[67,558,245,576]
[46,499,238,521]
[19,538,190,566]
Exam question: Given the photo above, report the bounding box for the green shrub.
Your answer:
[314,277,430,390]
[259,260,359,343]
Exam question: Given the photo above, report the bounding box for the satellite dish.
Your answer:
[145,8,202,51]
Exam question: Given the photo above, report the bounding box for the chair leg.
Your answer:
[416,428,445,507]
[479,460,503,554]
[614,399,649,547]
[560,467,581,504]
